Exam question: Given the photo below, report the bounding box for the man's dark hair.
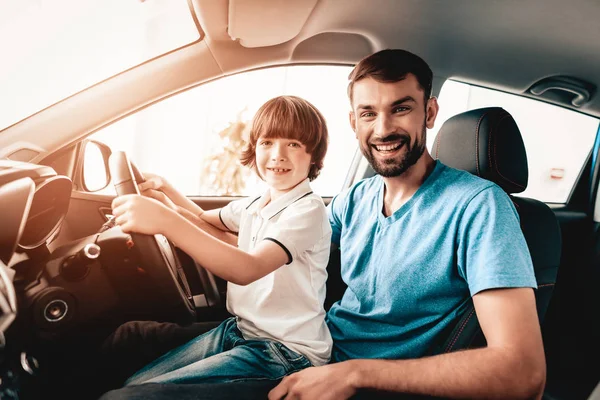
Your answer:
[347,49,433,104]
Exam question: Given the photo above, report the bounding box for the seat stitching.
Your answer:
[511,198,521,210]
[537,283,555,288]
[446,308,475,352]
[488,112,526,190]
[475,113,487,176]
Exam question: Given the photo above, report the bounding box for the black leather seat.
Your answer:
[430,107,561,352]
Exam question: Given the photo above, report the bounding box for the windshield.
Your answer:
[0,0,200,131]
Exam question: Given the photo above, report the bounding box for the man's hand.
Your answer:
[268,362,358,400]
[111,194,175,235]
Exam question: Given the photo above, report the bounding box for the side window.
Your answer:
[90,65,356,196]
[429,80,600,204]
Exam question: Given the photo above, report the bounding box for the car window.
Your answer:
[429,80,600,204]
[0,0,199,131]
[90,65,356,197]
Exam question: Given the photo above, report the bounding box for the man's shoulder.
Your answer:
[344,175,381,200]
[433,164,520,227]
[435,163,503,201]
[327,177,380,223]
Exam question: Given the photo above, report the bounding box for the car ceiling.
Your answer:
[2,0,600,162]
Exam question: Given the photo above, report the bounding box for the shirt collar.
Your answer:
[247,178,313,220]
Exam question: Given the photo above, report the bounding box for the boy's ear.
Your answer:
[349,111,357,136]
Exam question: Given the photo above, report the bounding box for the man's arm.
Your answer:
[269,287,546,400]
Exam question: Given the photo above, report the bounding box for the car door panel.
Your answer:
[544,208,600,399]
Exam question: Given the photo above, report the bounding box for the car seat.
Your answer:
[431,107,561,352]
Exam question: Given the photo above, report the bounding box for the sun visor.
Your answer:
[228,0,318,47]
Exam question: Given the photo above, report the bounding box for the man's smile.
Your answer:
[370,140,406,156]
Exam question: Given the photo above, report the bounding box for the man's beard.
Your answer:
[362,122,427,178]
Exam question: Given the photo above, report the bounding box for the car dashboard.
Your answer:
[0,161,71,252]
[0,160,62,398]
[0,159,163,398]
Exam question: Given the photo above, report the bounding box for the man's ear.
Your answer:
[349,111,357,137]
[425,97,440,130]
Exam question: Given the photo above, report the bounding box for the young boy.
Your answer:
[111,95,332,385]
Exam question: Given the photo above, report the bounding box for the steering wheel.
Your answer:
[108,151,200,323]
[109,152,223,313]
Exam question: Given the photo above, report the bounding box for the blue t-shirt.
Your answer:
[326,161,537,362]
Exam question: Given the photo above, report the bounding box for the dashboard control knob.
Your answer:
[43,299,68,322]
[81,243,101,260]
[60,243,101,281]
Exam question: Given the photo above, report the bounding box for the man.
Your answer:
[100,49,545,400]
[268,49,545,399]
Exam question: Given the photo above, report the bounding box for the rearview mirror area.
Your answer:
[82,140,112,192]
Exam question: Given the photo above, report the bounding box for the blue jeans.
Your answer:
[125,317,311,386]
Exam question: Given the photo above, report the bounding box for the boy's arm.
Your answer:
[139,175,235,234]
[164,215,288,285]
[170,197,331,284]
[269,287,545,400]
[138,173,206,219]
[112,194,302,285]
[176,207,237,246]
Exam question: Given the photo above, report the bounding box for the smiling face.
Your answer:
[350,74,438,178]
[255,136,312,197]
[240,96,329,190]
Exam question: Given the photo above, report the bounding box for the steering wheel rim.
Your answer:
[108,151,198,323]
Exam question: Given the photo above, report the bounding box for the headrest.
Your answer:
[432,107,528,194]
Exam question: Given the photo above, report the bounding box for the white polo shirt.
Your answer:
[219,178,332,366]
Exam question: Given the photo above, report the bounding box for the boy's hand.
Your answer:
[137,173,177,209]
[140,187,177,210]
[138,172,170,194]
[111,194,174,235]
[137,172,201,219]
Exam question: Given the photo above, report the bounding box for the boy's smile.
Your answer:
[256,137,312,199]
[266,167,292,174]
